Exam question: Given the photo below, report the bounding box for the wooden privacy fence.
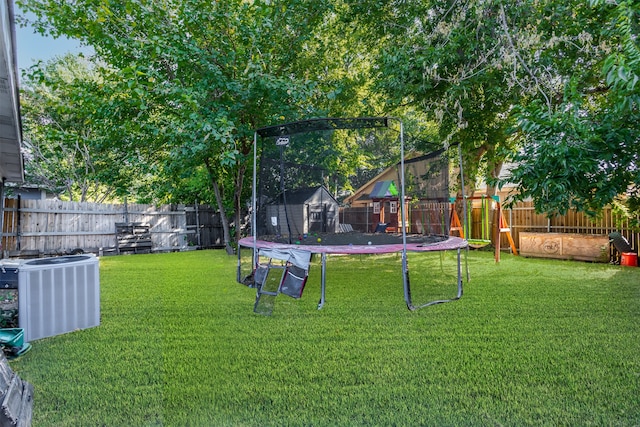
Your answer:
[341,200,639,255]
[339,206,373,233]
[3,198,637,259]
[502,201,639,252]
[1,198,225,258]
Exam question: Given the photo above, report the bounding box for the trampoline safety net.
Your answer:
[241,117,467,313]
[254,117,451,245]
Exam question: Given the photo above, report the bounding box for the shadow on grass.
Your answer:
[9,250,640,426]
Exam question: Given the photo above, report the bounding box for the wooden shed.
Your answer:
[265,186,339,236]
[369,180,403,233]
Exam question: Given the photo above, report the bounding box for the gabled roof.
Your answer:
[270,186,338,205]
[343,158,401,205]
[369,180,398,199]
[343,149,448,205]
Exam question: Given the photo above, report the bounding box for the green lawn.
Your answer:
[9,249,640,426]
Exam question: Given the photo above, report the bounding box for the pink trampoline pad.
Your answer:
[238,235,467,254]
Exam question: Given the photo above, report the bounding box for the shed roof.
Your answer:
[271,186,338,205]
[369,180,398,199]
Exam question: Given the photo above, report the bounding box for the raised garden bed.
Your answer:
[519,232,609,262]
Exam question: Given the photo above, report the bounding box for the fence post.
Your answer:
[195,202,201,247]
[16,195,21,252]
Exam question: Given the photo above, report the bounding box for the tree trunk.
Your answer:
[205,159,234,255]
[234,163,246,243]
[212,181,234,255]
[485,160,504,198]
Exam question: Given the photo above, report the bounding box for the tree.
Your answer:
[344,0,640,222]
[342,0,528,194]
[20,54,154,202]
[19,0,346,253]
[506,0,640,219]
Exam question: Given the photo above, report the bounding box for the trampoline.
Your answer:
[237,117,468,313]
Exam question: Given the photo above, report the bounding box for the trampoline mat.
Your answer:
[239,233,466,255]
[259,232,444,245]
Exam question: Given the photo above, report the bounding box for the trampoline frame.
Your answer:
[238,117,468,310]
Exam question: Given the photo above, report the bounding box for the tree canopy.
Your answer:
[16,0,640,238]
[342,0,639,214]
[19,0,348,252]
[19,54,157,202]
[506,0,640,217]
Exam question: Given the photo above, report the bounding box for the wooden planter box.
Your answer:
[519,232,609,262]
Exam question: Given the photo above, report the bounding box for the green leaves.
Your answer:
[502,0,640,218]
[604,54,640,92]
[20,55,134,201]
[18,0,339,209]
[506,86,640,217]
[19,0,640,224]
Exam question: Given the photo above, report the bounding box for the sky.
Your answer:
[14,8,92,72]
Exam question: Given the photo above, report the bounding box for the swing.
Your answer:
[447,143,517,262]
[465,196,492,249]
[449,196,491,248]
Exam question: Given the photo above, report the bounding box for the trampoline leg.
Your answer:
[404,248,465,310]
[402,252,416,311]
[464,246,470,283]
[236,245,242,284]
[456,248,463,299]
[318,253,327,309]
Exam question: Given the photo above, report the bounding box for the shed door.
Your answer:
[387,200,399,231]
[307,204,337,233]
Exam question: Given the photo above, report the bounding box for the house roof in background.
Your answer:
[0,0,24,183]
[369,180,398,199]
[271,186,338,205]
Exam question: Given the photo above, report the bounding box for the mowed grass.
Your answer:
[9,249,640,426]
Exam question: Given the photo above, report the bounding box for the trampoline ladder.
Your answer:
[257,267,286,297]
[251,249,312,315]
[253,260,287,315]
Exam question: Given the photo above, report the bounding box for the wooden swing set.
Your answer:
[449,195,518,262]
